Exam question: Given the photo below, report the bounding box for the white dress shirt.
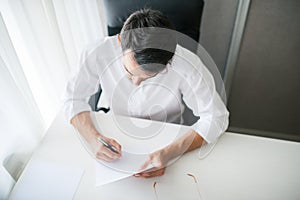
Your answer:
[63,35,229,143]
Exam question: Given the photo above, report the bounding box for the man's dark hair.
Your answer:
[120,9,177,73]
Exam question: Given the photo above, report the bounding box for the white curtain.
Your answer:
[0,0,106,198]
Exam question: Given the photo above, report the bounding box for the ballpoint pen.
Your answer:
[97,137,120,154]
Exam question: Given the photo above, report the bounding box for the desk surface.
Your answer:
[10,111,300,200]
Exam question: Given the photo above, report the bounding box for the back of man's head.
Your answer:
[120,9,177,73]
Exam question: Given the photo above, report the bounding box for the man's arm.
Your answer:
[71,111,122,161]
[71,111,100,145]
[63,45,121,162]
[164,129,204,160]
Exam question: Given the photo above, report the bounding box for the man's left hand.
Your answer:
[133,130,204,178]
[134,149,169,178]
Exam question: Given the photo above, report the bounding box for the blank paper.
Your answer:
[9,161,84,200]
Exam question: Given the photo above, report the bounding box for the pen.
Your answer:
[98,137,119,154]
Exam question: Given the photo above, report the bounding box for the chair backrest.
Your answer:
[103,0,204,54]
[103,0,203,40]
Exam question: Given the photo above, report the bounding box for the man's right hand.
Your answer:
[70,111,122,162]
[90,135,122,162]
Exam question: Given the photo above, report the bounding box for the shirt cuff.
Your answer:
[191,114,229,144]
[63,100,92,123]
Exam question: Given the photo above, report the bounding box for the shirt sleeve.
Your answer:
[62,48,100,123]
[179,58,230,144]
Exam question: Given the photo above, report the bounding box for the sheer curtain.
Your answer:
[0,0,106,198]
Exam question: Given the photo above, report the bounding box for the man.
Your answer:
[63,9,229,178]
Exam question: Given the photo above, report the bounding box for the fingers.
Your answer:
[108,139,122,154]
[134,149,169,178]
[100,145,121,160]
[134,154,166,178]
[96,148,120,162]
[134,167,165,178]
[95,137,122,162]
[138,157,152,171]
[96,151,114,162]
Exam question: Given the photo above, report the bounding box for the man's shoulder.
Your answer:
[171,45,204,76]
[84,35,119,55]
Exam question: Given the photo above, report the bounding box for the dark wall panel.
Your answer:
[200,0,239,77]
[228,0,300,141]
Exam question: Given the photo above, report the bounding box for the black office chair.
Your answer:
[89,0,204,125]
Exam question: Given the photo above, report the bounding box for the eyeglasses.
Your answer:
[152,173,202,200]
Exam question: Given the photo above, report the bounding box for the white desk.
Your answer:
[10,111,300,200]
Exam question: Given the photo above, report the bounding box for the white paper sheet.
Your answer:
[95,162,132,186]
[94,114,190,153]
[97,151,150,173]
[94,114,190,187]
[95,151,155,186]
[10,161,84,200]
